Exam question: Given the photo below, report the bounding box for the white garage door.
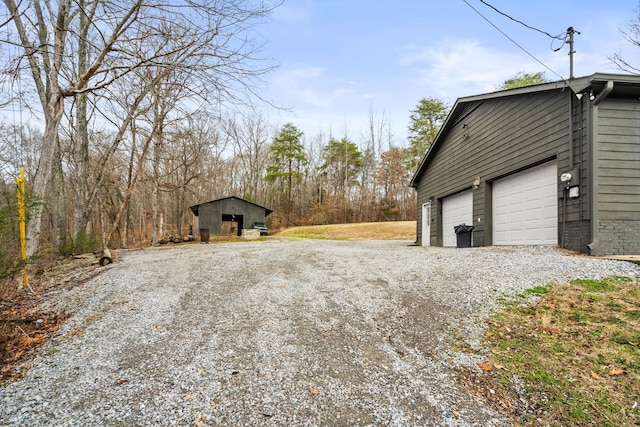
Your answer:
[493,162,557,245]
[442,190,473,247]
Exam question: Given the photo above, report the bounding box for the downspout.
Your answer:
[587,81,614,254]
[568,91,574,170]
[562,93,574,249]
[593,81,614,106]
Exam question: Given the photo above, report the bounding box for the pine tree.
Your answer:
[265,123,307,227]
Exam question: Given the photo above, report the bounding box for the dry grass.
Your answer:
[273,221,415,241]
[479,276,640,426]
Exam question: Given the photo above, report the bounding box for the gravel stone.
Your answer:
[2,239,639,426]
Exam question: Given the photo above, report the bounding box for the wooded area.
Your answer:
[0,0,435,278]
[0,105,419,261]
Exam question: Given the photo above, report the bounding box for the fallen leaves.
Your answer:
[18,334,47,347]
[477,362,492,372]
[1,313,69,383]
[590,368,626,380]
[477,361,507,372]
[1,254,106,384]
[309,388,319,395]
[608,368,625,376]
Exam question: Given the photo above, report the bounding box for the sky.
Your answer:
[258,0,640,147]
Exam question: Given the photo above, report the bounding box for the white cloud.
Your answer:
[399,31,631,105]
[398,38,544,100]
[272,64,367,109]
[272,65,330,107]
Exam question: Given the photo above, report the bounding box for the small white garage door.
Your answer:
[442,190,473,247]
[493,162,557,245]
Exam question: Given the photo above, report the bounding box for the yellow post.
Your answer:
[16,167,28,289]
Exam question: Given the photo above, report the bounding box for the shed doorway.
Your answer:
[221,214,244,236]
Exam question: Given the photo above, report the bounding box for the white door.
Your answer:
[442,190,473,247]
[493,162,557,245]
[421,202,431,247]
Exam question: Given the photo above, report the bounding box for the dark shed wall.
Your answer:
[594,98,640,255]
[416,90,571,246]
[198,203,220,235]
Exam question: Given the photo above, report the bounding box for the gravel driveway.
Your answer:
[2,239,639,426]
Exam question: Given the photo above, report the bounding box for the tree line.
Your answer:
[0,98,445,262]
[4,0,633,280]
[0,0,453,276]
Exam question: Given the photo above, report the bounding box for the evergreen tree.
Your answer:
[265,123,307,226]
[406,98,448,171]
[320,137,363,199]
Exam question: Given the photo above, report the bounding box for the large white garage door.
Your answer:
[442,190,473,247]
[493,162,557,245]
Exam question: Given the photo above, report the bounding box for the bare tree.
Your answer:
[611,9,640,73]
[226,113,272,202]
[357,108,390,221]
[166,116,217,237]
[1,0,281,255]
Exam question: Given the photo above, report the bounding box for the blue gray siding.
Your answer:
[415,90,571,247]
[413,75,640,256]
[593,99,640,255]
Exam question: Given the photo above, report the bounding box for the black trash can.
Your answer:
[454,224,474,248]
[199,228,210,243]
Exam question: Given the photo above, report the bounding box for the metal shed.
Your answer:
[189,196,273,241]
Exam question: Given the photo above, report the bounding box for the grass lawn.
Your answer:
[476,276,640,426]
[273,221,415,241]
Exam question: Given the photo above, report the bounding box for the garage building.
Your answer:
[410,73,640,256]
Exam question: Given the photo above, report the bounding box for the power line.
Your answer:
[479,0,565,40]
[462,0,566,83]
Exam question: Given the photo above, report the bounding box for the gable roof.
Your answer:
[189,196,273,216]
[409,72,640,188]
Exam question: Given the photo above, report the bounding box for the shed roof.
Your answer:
[189,196,273,216]
[409,72,640,188]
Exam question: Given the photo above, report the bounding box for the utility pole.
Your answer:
[567,27,580,79]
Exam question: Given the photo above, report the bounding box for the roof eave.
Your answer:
[189,196,273,216]
[410,72,640,188]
